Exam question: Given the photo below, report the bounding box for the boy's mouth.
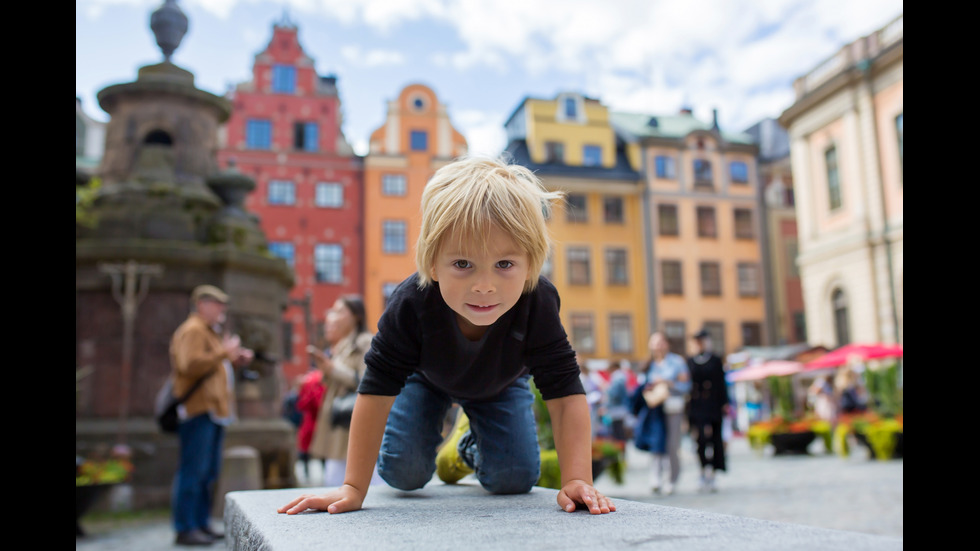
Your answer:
[466,303,497,313]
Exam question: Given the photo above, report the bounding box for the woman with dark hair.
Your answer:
[307,295,375,487]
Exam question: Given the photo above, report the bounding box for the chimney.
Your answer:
[712,108,720,130]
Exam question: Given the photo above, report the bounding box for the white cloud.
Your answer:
[340,45,406,67]
[452,109,507,157]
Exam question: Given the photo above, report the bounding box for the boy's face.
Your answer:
[431,225,530,341]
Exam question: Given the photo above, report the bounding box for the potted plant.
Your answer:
[835,412,903,460]
[746,376,830,455]
[76,449,134,536]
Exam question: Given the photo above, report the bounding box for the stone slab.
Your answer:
[225,483,902,551]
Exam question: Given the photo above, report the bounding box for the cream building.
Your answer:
[778,14,903,347]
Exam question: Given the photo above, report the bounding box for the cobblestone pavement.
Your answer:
[75,435,902,550]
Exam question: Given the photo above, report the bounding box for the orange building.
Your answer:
[363,84,468,329]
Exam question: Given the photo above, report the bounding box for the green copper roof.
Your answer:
[610,111,754,145]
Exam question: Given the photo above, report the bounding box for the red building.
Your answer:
[218,17,364,383]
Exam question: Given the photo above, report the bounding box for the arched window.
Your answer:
[144,129,173,146]
[832,288,850,346]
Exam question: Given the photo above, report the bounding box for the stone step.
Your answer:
[225,483,902,551]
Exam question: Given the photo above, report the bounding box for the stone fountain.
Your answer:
[76,0,297,511]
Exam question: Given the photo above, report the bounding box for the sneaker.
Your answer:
[436,410,475,484]
[175,529,214,547]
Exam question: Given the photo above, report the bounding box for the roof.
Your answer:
[610,111,755,145]
[503,140,640,181]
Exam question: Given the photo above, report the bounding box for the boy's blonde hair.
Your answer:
[415,156,563,292]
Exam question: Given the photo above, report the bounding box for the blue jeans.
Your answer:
[173,414,224,533]
[377,373,540,494]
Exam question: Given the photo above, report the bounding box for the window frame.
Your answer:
[699,261,722,296]
[381,174,407,197]
[567,246,591,285]
[545,141,565,164]
[730,161,749,184]
[268,241,296,269]
[315,182,344,208]
[696,206,717,238]
[660,260,683,295]
[267,180,296,206]
[737,262,761,297]
[602,196,624,224]
[566,194,588,223]
[605,248,629,286]
[382,220,407,254]
[693,159,714,187]
[825,145,842,210]
[410,130,428,152]
[655,155,677,179]
[609,314,633,355]
[271,64,296,94]
[663,321,687,356]
[293,121,319,152]
[570,312,595,353]
[583,144,602,167]
[314,243,343,284]
[246,119,272,150]
[734,208,755,239]
[657,204,679,236]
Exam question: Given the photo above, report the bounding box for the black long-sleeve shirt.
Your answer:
[359,273,585,402]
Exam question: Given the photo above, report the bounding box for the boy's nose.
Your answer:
[472,273,495,293]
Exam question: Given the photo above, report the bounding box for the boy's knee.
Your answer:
[377,457,434,491]
[479,465,539,495]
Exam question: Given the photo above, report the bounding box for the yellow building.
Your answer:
[363,83,468,330]
[611,109,767,357]
[504,93,649,363]
[779,14,903,347]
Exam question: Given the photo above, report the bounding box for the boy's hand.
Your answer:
[557,479,616,515]
[277,484,365,515]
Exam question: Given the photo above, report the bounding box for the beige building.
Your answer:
[778,14,903,347]
[612,109,766,357]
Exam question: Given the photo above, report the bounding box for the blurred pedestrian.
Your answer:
[307,295,377,487]
[834,361,868,414]
[295,368,325,483]
[169,285,253,546]
[636,332,690,495]
[579,354,604,439]
[603,359,632,445]
[687,329,729,493]
[807,375,837,423]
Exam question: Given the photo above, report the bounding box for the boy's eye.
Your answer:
[495,260,514,269]
[452,260,472,269]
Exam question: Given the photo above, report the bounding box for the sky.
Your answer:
[77,0,903,157]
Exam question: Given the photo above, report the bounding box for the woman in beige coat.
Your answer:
[307,295,374,487]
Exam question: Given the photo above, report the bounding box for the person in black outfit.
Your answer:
[686,329,730,492]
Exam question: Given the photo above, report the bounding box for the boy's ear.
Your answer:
[430,266,439,282]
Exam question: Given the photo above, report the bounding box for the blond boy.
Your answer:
[279,156,614,515]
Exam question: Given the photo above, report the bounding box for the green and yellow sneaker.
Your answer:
[435,410,475,484]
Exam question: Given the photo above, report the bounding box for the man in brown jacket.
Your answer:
[169,285,251,546]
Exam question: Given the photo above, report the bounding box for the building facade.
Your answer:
[76,96,105,176]
[363,83,468,329]
[217,18,364,382]
[778,14,903,348]
[745,118,806,345]
[504,93,649,363]
[612,109,767,357]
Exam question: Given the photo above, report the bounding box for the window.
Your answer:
[570,313,595,353]
[737,262,760,297]
[658,204,679,236]
[700,261,721,296]
[697,206,717,238]
[583,145,602,167]
[832,288,850,346]
[734,208,755,239]
[663,321,687,356]
[383,220,407,254]
[268,180,295,205]
[410,130,428,151]
[268,241,295,269]
[294,122,318,152]
[661,260,683,295]
[272,65,296,93]
[382,174,407,196]
[246,119,272,149]
[895,113,903,180]
[610,314,633,354]
[567,247,591,285]
[315,182,344,208]
[603,197,624,224]
[825,146,842,210]
[383,282,399,309]
[693,159,713,186]
[741,322,763,347]
[785,238,799,278]
[605,248,628,285]
[655,155,676,179]
[703,321,726,356]
[281,320,294,362]
[314,244,343,283]
[564,97,577,119]
[545,141,565,163]
[793,311,807,343]
[730,161,749,183]
[566,194,587,223]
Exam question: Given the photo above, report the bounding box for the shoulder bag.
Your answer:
[155,369,217,434]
